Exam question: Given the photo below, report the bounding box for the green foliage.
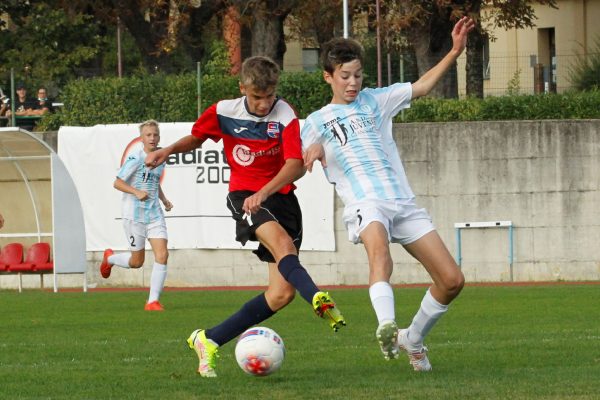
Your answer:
[35,67,600,130]
[198,73,240,111]
[506,68,522,96]
[0,3,104,91]
[399,97,482,122]
[569,37,600,91]
[40,70,331,129]
[203,40,233,77]
[398,90,600,123]
[38,71,238,129]
[278,71,331,117]
[99,26,144,77]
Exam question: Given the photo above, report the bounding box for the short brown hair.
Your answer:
[240,56,280,91]
[321,38,365,74]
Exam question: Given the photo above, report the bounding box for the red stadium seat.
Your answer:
[0,246,5,271]
[0,243,24,270]
[9,242,51,272]
[3,242,54,292]
[34,260,53,272]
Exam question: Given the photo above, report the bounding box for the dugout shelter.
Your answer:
[0,127,86,291]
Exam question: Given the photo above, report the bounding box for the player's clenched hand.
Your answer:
[243,191,267,215]
[163,199,173,212]
[303,144,327,173]
[145,148,168,169]
[135,190,149,201]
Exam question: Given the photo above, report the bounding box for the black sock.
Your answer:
[206,293,275,346]
[278,254,319,304]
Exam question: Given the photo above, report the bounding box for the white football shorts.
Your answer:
[122,218,168,251]
[343,198,435,245]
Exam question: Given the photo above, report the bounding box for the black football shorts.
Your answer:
[226,190,303,262]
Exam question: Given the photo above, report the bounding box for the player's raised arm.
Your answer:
[411,16,475,99]
[145,135,205,169]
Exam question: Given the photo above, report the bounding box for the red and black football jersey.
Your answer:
[191,97,302,194]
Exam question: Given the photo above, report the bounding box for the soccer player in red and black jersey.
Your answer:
[145,56,345,378]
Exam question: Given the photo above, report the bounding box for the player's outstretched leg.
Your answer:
[397,328,432,371]
[187,329,219,378]
[376,320,399,360]
[99,249,114,278]
[312,291,346,332]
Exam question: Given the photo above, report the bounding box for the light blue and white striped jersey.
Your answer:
[301,82,414,206]
[117,147,165,224]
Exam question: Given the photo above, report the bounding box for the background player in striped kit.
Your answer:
[302,17,475,371]
[99,119,173,311]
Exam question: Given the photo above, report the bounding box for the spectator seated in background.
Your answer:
[5,83,37,131]
[0,88,9,117]
[0,88,10,127]
[30,87,54,116]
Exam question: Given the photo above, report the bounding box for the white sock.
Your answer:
[407,289,448,346]
[148,262,167,303]
[369,281,395,324]
[108,253,132,268]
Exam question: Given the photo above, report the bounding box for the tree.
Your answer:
[83,0,227,73]
[378,0,557,98]
[230,0,301,67]
[285,1,463,96]
[0,1,104,90]
[465,1,485,98]
[0,0,230,83]
[287,1,363,54]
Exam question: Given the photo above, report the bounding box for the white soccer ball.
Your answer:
[235,326,285,376]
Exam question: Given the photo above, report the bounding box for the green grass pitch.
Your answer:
[1,284,599,399]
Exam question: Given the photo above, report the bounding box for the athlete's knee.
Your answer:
[271,239,297,261]
[276,233,296,251]
[442,268,465,298]
[155,249,168,265]
[129,253,145,268]
[266,286,296,311]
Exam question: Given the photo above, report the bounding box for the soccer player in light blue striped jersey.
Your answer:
[99,119,173,311]
[302,17,475,371]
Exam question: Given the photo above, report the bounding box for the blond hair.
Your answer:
[139,119,160,133]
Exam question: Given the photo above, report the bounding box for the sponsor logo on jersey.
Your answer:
[234,126,249,134]
[233,144,255,166]
[232,143,281,166]
[266,122,280,138]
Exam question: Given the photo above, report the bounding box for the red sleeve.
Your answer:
[281,118,302,160]
[191,103,222,142]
